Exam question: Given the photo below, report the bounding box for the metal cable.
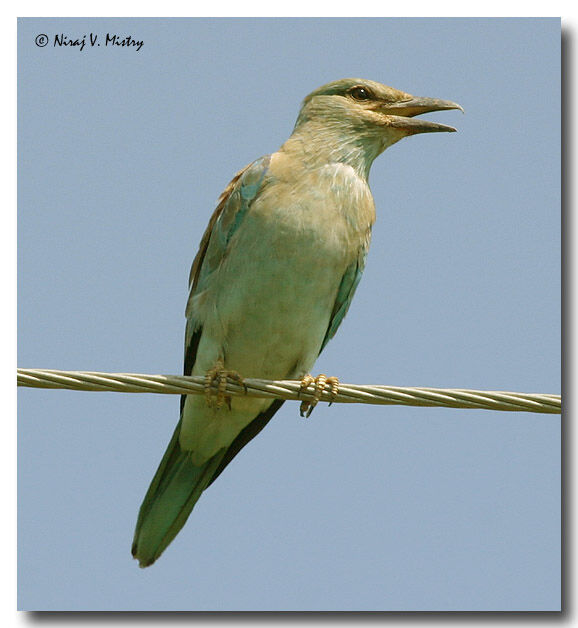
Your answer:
[17,368,561,414]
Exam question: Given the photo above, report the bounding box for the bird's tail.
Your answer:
[131,420,226,568]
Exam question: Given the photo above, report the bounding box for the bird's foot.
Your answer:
[204,360,245,410]
[298,373,340,418]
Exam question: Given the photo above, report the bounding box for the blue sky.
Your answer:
[18,17,560,610]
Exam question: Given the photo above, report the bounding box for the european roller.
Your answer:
[132,78,461,567]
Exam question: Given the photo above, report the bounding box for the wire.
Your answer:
[17,368,561,414]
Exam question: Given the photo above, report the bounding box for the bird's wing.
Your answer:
[319,233,370,353]
[182,154,272,381]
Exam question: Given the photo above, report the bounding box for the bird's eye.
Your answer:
[349,86,372,101]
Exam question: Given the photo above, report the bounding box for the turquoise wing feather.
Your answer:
[192,155,271,295]
[319,239,369,353]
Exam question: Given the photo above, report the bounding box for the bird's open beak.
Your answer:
[384,96,463,134]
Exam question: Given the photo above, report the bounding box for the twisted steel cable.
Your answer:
[17,368,561,414]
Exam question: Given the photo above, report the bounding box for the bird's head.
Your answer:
[289,78,462,177]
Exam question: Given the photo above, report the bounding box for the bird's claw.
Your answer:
[298,373,340,418]
[204,360,246,409]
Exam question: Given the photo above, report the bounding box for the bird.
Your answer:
[132,78,462,567]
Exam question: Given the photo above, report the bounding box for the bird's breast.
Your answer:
[265,156,376,247]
